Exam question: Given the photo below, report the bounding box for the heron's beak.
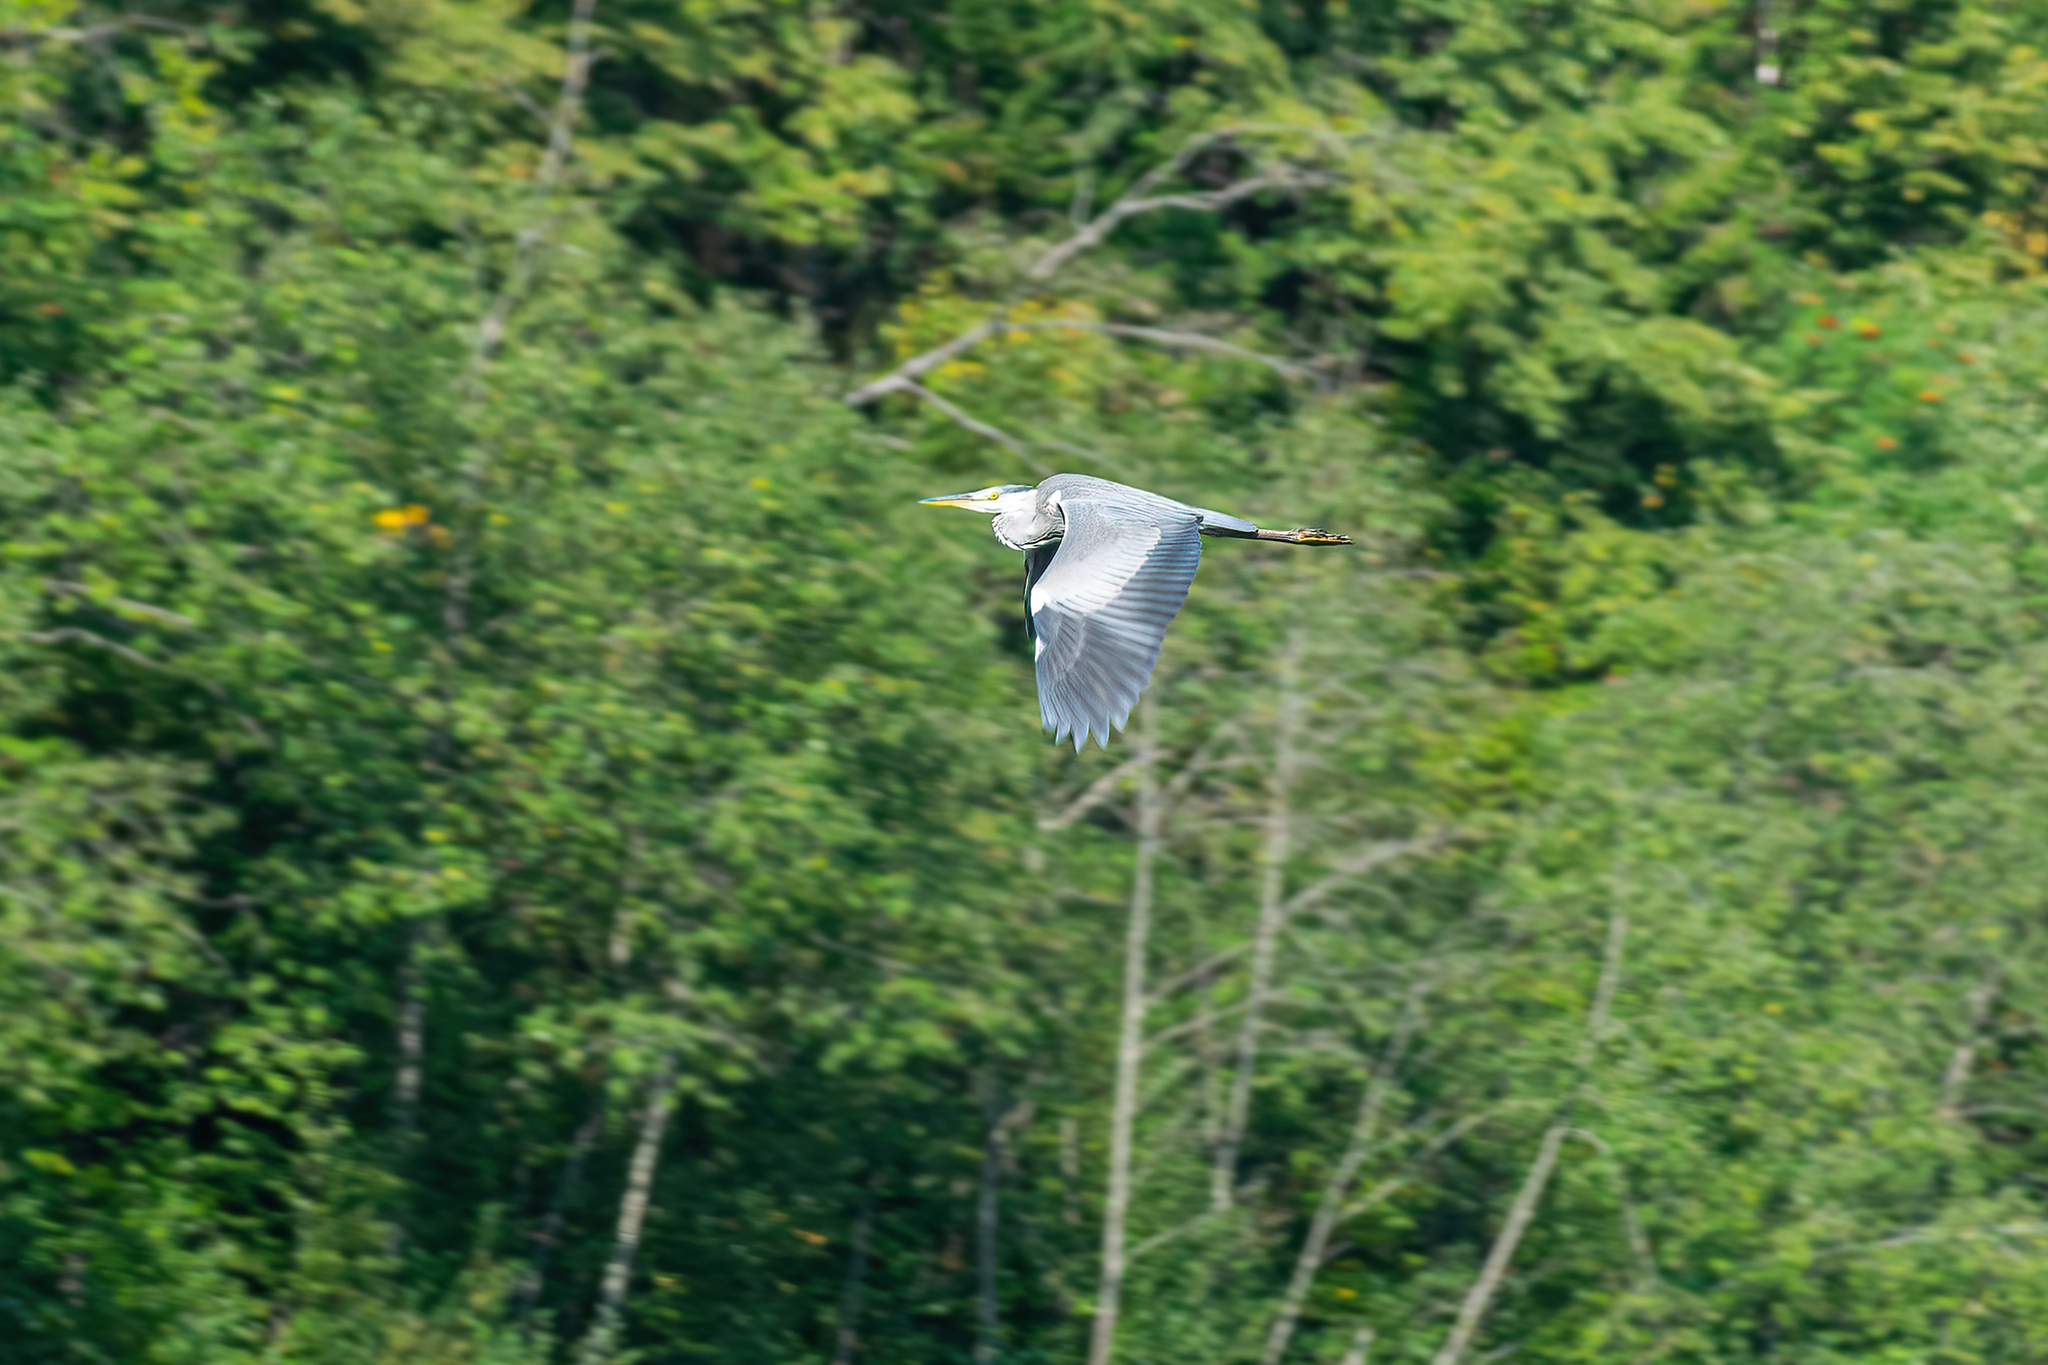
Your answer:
[918,493,986,509]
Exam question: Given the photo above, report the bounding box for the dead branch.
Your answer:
[0,15,202,48]
[1563,1128,1659,1292]
[1128,1207,1225,1263]
[514,1099,608,1324]
[1001,321,1312,379]
[1216,633,1306,1211]
[575,1050,680,1365]
[1339,1327,1377,1365]
[41,580,197,629]
[846,127,1334,411]
[471,0,600,374]
[1146,942,1253,1007]
[894,382,1055,477]
[1283,835,1452,918]
[1430,914,1627,1365]
[1087,703,1160,1365]
[1259,986,1424,1365]
[845,320,1004,406]
[1039,757,1144,832]
[17,627,271,746]
[1026,167,1332,285]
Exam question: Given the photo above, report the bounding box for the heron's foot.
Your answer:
[1255,526,1352,546]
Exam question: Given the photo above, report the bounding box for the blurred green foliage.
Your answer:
[2,1,2047,1362]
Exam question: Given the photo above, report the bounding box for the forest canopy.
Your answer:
[3,2,2047,1363]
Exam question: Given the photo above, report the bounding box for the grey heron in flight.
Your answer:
[921,473,1350,749]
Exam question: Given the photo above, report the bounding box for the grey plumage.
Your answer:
[920,473,1350,749]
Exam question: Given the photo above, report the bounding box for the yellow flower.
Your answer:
[373,504,431,531]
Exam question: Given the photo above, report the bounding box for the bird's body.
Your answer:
[920,474,1349,749]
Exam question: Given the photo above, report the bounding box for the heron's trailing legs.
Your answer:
[1203,524,1352,546]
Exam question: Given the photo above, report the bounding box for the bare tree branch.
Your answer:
[1563,1128,1659,1292]
[1339,1327,1377,1365]
[1430,914,1627,1365]
[1041,758,1145,832]
[1216,632,1307,1210]
[1146,942,1253,1007]
[1001,321,1312,379]
[1340,1103,1548,1219]
[0,15,203,48]
[41,580,197,629]
[845,126,1335,412]
[16,627,271,746]
[1284,835,1453,918]
[471,0,600,375]
[1259,987,1424,1365]
[977,1091,1036,1365]
[893,382,1055,478]
[1088,702,1160,1365]
[845,321,1004,406]
[576,1051,680,1365]
[514,1099,608,1325]
[1127,1207,1224,1264]
[1025,168,1332,285]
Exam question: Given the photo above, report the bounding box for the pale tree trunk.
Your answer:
[1339,1326,1376,1365]
[1214,633,1304,1210]
[391,921,428,1141]
[1430,914,1627,1365]
[1258,991,1421,1365]
[382,920,431,1257]
[514,1099,607,1325]
[830,1181,877,1365]
[1087,703,1161,1365]
[1059,1118,1083,1227]
[976,1091,1035,1364]
[575,1052,679,1365]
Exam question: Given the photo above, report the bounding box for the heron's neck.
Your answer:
[992,503,1062,551]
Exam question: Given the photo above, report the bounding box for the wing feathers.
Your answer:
[1026,499,1203,748]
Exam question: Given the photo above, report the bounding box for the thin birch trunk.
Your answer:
[1429,914,1626,1365]
[1199,963,1226,1177]
[1214,636,1303,1209]
[575,1052,679,1365]
[1339,1327,1376,1365]
[1060,1118,1083,1227]
[831,1181,877,1365]
[1087,704,1160,1365]
[391,921,427,1141]
[1258,992,1421,1365]
[515,1099,608,1324]
[381,919,432,1257]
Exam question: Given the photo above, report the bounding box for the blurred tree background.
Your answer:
[4,0,2048,1361]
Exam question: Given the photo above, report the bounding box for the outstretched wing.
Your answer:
[1028,497,1202,749]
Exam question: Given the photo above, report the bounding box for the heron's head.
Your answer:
[918,484,1037,515]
